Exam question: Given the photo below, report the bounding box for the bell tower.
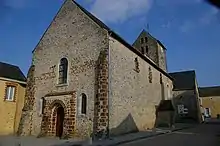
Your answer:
[132,29,167,72]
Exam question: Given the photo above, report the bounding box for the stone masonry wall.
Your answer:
[20,0,109,139]
[173,90,200,123]
[39,92,76,138]
[132,31,167,72]
[108,36,173,136]
[18,65,35,136]
[157,44,167,72]
[93,50,109,139]
[132,31,158,66]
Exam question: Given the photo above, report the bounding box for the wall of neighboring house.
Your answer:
[173,90,200,123]
[200,96,220,118]
[194,79,203,122]
[0,79,25,135]
[108,36,173,136]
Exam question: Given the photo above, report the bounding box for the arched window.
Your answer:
[81,93,87,114]
[59,58,68,84]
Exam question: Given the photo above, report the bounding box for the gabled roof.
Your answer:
[169,70,196,91]
[199,86,220,97]
[32,0,173,80]
[73,1,172,80]
[73,1,110,30]
[0,62,26,83]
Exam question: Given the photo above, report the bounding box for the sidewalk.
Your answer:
[0,135,82,146]
[86,123,195,146]
[0,124,194,146]
[154,123,195,133]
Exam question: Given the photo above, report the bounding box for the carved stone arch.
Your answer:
[49,100,67,137]
[49,100,66,112]
[40,92,76,138]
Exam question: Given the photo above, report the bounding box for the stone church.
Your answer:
[18,0,174,139]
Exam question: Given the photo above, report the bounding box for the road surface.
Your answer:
[120,123,220,146]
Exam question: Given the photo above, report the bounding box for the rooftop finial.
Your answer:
[147,23,150,32]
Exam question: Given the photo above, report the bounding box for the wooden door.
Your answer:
[56,106,64,137]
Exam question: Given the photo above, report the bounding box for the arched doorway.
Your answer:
[56,106,64,137]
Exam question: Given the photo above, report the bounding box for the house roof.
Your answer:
[73,1,172,80]
[169,70,196,91]
[0,62,26,83]
[199,86,220,97]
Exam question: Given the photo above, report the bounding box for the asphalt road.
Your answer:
[120,124,220,146]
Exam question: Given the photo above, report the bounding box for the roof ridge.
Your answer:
[32,0,172,80]
[73,1,172,80]
[72,0,110,30]
[199,86,220,89]
[169,70,195,74]
[0,61,19,68]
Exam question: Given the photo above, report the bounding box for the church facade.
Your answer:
[18,0,174,139]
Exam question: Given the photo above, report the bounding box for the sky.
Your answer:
[0,0,219,87]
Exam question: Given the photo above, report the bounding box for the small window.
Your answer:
[160,74,162,84]
[145,37,148,43]
[59,58,68,84]
[141,38,144,44]
[146,46,148,54]
[205,108,211,117]
[134,57,140,73]
[81,93,87,114]
[141,47,144,54]
[39,97,45,115]
[5,86,16,101]
[148,67,152,83]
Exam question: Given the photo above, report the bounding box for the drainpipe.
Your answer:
[14,86,19,134]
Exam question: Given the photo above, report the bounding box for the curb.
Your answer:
[171,125,195,132]
[105,132,167,146]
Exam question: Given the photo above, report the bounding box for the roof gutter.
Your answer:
[0,77,27,85]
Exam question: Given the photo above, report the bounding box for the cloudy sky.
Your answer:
[0,0,219,87]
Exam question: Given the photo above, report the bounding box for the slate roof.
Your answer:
[169,70,196,91]
[199,86,220,97]
[0,62,26,83]
[72,1,172,80]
